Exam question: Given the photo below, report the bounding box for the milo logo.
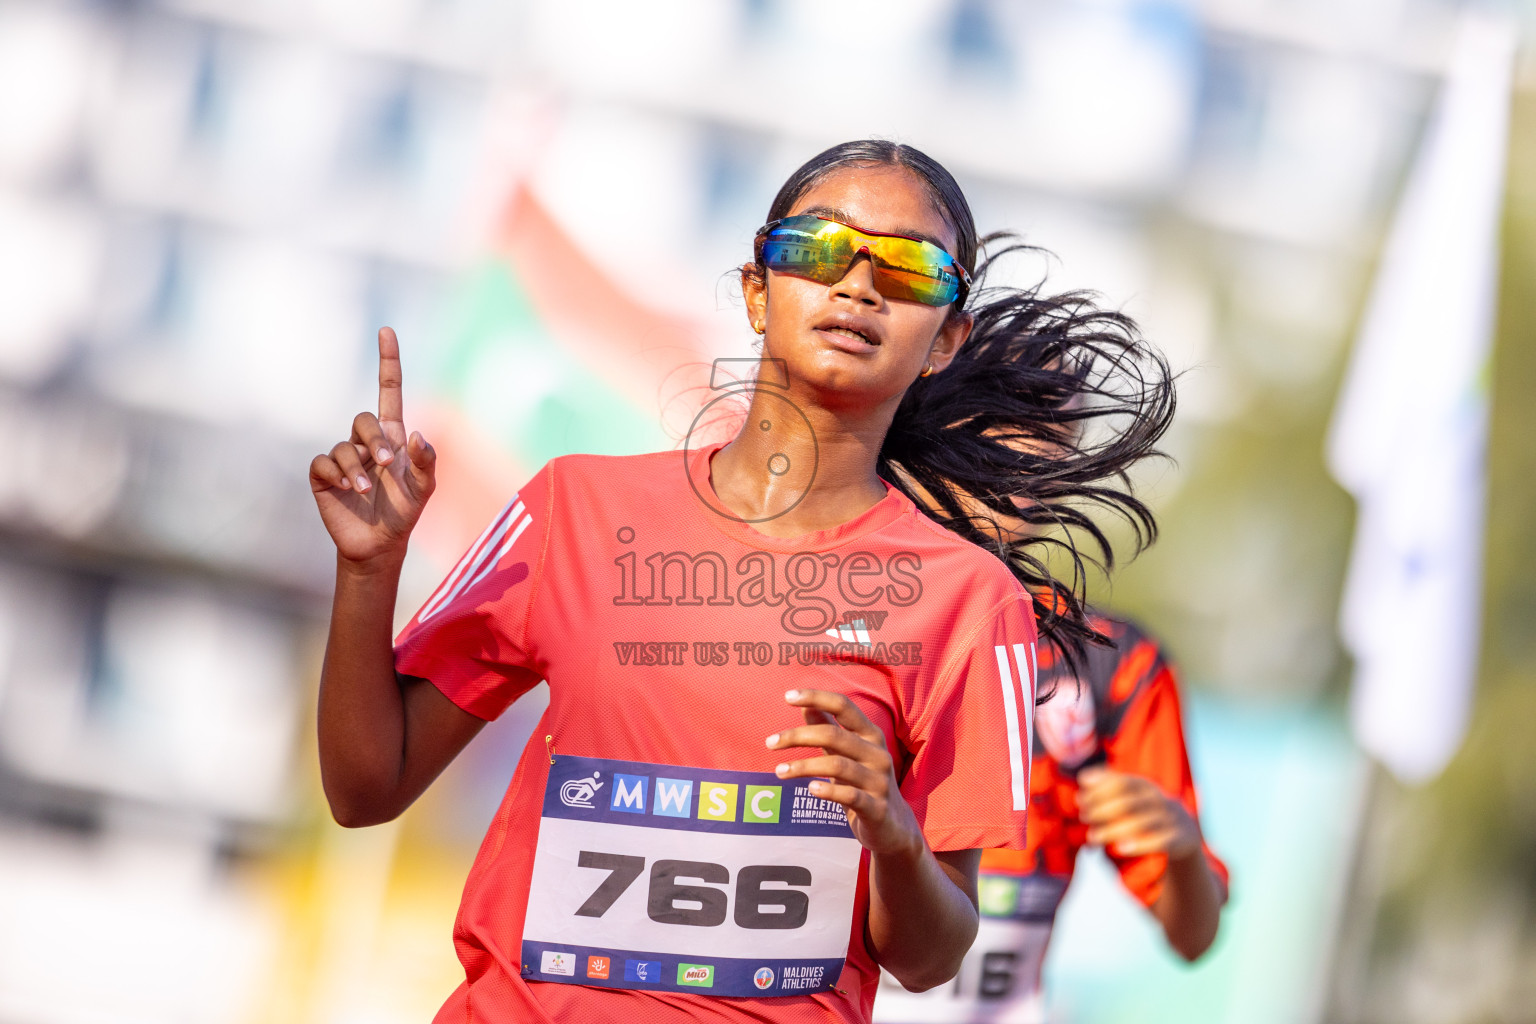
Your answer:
[677,963,715,987]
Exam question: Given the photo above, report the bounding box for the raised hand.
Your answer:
[310,327,436,565]
[767,689,925,859]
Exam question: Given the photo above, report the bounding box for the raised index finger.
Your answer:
[377,326,404,429]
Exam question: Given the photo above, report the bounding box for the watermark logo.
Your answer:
[682,359,818,525]
[611,539,923,640]
[559,772,604,810]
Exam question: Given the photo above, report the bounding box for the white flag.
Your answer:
[1325,13,1515,783]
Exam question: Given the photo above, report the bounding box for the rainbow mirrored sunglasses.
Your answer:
[754,215,971,307]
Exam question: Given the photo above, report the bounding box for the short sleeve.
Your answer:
[901,592,1037,852]
[393,461,555,721]
[1102,658,1231,908]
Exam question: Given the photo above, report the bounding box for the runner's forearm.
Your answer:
[1152,847,1224,960]
[867,844,980,991]
[318,553,411,826]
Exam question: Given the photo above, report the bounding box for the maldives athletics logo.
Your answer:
[753,967,775,990]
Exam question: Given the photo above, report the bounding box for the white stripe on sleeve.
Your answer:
[1012,642,1036,789]
[994,644,1029,811]
[417,496,517,617]
[419,500,526,623]
[456,513,533,598]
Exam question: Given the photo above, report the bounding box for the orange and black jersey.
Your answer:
[989,613,1227,915]
[874,614,1228,1021]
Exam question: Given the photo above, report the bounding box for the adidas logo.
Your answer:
[825,618,872,645]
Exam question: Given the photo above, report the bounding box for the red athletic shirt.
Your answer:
[875,615,1229,1021]
[394,443,1038,1024]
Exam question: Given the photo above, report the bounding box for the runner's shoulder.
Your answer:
[894,505,1032,608]
[536,449,686,501]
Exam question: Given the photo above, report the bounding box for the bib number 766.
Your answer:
[575,851,811,930]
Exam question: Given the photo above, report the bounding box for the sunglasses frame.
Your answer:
[754,215,972,308]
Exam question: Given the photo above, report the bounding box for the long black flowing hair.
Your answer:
[747,140,1176,667]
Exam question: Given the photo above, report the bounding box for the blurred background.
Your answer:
[0,0,1533,1021]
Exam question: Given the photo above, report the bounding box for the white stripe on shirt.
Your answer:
[1012,642,1036,792]
[994,644,1029,810]
[419,500,526,623]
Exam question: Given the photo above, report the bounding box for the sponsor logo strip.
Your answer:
[540,755,854,839]
[523,942,841,997]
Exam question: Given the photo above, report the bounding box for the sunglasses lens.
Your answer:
[760,217,850,285]
[867,237,962,306]
[760,217,962,307]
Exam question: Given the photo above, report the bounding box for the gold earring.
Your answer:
[920,363,934,377]
[754,321,765,334]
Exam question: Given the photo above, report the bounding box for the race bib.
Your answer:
[522,755,862,998]
[874,872,1068,1023]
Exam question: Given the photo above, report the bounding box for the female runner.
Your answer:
[309,140,1172,1023]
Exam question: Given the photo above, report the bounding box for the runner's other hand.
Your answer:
[309,327,436,564]
[768,690,924,860]
[1077,766,1201,860]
